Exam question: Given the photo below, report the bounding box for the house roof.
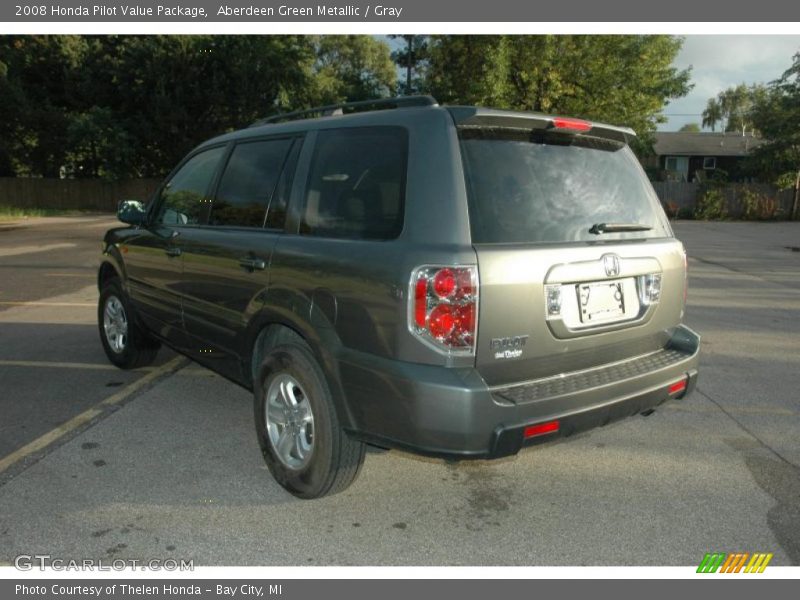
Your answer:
[653,132,767,157]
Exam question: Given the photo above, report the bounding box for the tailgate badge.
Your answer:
[490,335,529,360]
[603,254,620,277]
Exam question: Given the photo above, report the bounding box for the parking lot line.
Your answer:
[0,301,96,307]
[0,355,186,475]
[0,359,155,371]
[0,243,76,258]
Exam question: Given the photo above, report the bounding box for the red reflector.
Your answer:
[668,379,687,394]
[414,278,428,328]
[524,420,560,439]
[551,117,592,132]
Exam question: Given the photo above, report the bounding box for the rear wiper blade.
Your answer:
[589,222,653,235]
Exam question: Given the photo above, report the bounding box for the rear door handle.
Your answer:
[239,257,266,271]
[165,247,182,257]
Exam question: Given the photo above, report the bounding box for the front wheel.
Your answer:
[254,343,365,499]
[98,280,159,369]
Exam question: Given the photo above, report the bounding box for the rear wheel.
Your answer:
[98,279,159,369]
[254,342,365,498]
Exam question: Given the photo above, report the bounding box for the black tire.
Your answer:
[254,342,365,499]
[98,279,160,370]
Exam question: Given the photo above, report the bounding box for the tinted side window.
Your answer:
[301,127,407,240]
[155,146,226,226]
[211,138,293,228]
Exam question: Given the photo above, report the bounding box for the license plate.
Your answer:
[577,280,626,324]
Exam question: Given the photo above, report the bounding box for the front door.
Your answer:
[122,145,227,342]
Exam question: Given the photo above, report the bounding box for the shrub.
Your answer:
[661,201,680,219]
[775,172,798,191]
[694,188,727,220]
[741,189,779,220]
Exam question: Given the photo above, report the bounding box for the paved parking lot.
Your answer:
[0,217,798,566]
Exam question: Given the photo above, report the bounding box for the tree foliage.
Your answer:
[702,83,767,135]
[0,35,694,178]
[679,123,701,132]
[701,98,723,132]
[307,35,397,105]
[0,35,396,179]
[423,35,692,147]
[747,53,800,199]
[389,35,429,95]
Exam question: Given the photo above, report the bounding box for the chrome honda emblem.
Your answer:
[602,254,620,277]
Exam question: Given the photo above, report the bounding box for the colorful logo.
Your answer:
[697,552,773,573]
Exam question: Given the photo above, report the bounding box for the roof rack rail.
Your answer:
[250,95,438,127]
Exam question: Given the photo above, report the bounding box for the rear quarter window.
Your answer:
[459,128,669,244]
[300,127,407,240]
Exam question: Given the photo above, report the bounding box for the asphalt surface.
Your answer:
[0,217,798,566]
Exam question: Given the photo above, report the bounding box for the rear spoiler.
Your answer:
[446,106,636,145]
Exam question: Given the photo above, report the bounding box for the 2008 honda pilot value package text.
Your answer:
[98,97,700,498]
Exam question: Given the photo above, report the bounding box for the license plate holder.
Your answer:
[577,280,627,324]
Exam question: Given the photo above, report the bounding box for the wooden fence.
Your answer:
[651,181,795,218]
[0,177,162,212]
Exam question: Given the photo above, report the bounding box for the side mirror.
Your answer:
[117,199,147,226]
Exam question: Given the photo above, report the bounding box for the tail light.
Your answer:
[410,265,478,355]
[639,273,662,306]
[544,284,562,318]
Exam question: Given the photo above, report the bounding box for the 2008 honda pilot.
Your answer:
[98,96,700,498]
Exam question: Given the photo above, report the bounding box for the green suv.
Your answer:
[98,96,700,498]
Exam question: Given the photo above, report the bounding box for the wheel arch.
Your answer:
[246,310,355,432]
[98,247,127,292]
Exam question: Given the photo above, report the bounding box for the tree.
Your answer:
[702,84,766,135]
[701,98,723,132]
[389,35,429,95]
[80,35,319,176]
[0,36,89,177]
[423,35,691,150]
[0,35,396,179]
[0,56,16,175]
[64,107,134,178]
[679,123,701,132]
[307,35,397,106]
[748,53,800,219]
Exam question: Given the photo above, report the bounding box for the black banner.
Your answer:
[3,0,800,22]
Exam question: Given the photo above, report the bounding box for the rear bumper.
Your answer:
[490,367,698,457]
[341,325,700,459]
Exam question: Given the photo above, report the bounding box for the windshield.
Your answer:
[459,128,670,244]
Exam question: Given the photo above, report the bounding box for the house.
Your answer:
[648,132,767,182]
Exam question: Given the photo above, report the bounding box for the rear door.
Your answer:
[178,136,300,379]
[269,126,409,358]
[457,125,686,386]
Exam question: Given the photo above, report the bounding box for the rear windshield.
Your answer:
[459,128,669,244]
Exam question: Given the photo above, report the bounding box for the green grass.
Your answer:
[0,205,105,221]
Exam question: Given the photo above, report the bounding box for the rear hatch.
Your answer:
[451,108,686,387]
